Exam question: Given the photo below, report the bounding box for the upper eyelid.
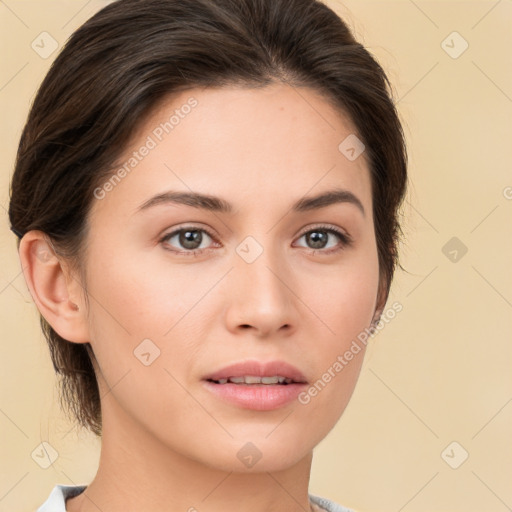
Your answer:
[295,224,352,245]
[298,223,350,237]
[160,224,218,241]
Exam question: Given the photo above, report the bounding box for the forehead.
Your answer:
[90,83,372,220]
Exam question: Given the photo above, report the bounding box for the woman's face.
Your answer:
[81,83,381,471]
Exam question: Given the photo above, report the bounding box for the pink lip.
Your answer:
[202,360,308,411]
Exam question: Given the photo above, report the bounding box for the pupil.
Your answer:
[180,230,202,249]
[308,231,327,249]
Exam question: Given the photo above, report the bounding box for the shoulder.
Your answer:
[37,485,87,512]
[309,493,356,512]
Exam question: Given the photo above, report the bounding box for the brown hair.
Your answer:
[9,0,407,436]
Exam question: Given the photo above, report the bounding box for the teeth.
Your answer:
[261,376,279,384]
[213,375,294,385]
[245,375,265,384]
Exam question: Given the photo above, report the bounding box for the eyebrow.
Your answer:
[136,187,365,217]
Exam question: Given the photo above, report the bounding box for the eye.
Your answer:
[159,226,218,255]
[294,225,352,254]
[159,224,352,257]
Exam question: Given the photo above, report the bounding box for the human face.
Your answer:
[83,83,380,472]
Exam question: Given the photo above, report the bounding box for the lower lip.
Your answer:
[202,381,307,411]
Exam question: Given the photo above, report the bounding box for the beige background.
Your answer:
[1,1,511,511]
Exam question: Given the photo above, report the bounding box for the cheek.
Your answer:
[295,246,379,412]
[82,251,208,427]
[86,243,213,337]
[83,244,220,383]
[304,248,380,342]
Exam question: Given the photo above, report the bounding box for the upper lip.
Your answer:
[204,360,308,383]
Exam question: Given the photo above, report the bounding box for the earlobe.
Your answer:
[18,230,90,343]
[372,308,383,327]
[372,275,388,326]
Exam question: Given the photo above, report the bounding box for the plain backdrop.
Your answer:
[1,1,511,511]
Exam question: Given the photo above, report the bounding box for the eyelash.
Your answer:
[158,224,353,257]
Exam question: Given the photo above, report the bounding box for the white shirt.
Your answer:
[36,485,355,512]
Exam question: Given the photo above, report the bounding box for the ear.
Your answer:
[18,230,90,343]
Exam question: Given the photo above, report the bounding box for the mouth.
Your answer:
[203,359,308,385]
[202,360,308,410]
[206,375,303,385]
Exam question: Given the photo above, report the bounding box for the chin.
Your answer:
[193,432,314,474]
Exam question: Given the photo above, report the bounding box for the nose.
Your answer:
[223,242,299,338]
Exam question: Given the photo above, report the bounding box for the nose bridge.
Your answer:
[225,232,297,334]
[235,233,288,301]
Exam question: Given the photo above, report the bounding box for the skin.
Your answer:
[20,83,384,512]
